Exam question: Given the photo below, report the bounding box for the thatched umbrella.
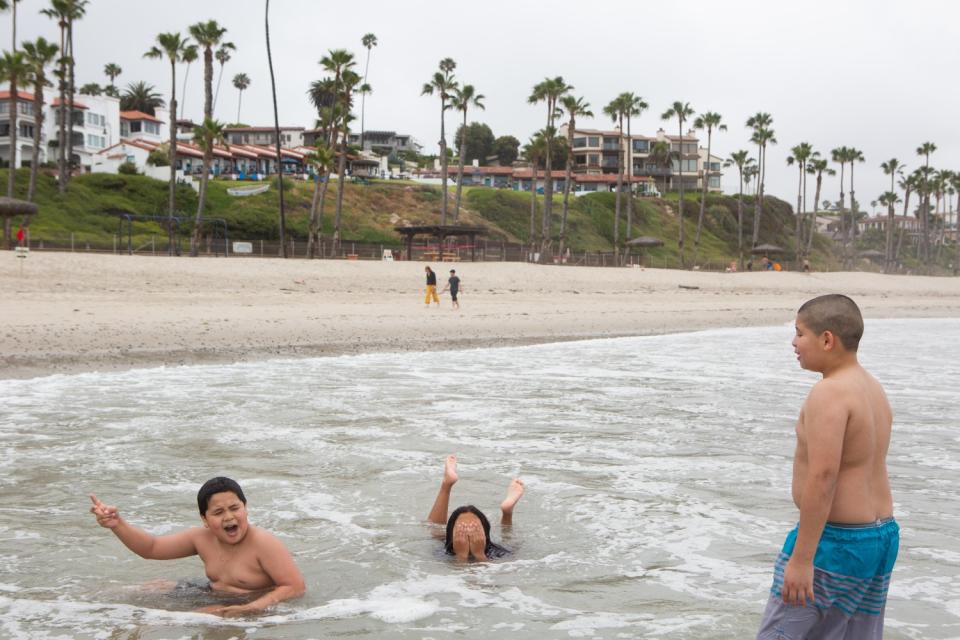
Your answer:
[751,243,784,254]
[858,249,884,259]
[0,197,38,249]
[625,236,664,266]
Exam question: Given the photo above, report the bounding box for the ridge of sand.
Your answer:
[3,252,959,379]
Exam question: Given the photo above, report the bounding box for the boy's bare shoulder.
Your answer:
[247,526,291,554]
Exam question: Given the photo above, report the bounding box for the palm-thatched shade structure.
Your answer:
[751,243,784,254]
[0,197,38,219]
[625,236,665,247]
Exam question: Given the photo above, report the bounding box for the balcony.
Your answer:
[602,142,620,151]
[637,166,672,176]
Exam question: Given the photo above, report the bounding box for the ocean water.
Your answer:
[0,319,957,639]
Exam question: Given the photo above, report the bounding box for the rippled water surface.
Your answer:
[0,319,957,639]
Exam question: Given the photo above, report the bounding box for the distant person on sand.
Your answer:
[427,455,524,561]
[424,266,440,307]
[16,226,25,247]
[440,269,462,309]
[90,477,305,617]
[756,295,898,639]
[802,259,811,273]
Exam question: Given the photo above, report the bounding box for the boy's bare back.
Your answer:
[792,364,894,524]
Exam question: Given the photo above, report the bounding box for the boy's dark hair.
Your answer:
[197,477,246,515]
[445,505,509,558]
[798,294,864,352]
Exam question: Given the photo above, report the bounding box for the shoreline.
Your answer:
[4,253,960,380]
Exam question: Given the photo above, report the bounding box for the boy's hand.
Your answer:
[89,494,120,529]
[782,556,815,607]
[196,604,251,617]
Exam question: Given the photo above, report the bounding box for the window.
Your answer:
[709,161,721,171]
[632,140,649,153]
[19,123,34,137]
[587,136,600,147]
[19,102,34,116]
[709,176,721,188]
[574,154,587,165]
[144,122,160,135]
[0,103,6,114]
[573,137,586,148]
[86,134,105,148]
[126,154,135,164]
[130,121,142,133]
[583,183,598,192]
[0,123,8,136]
[671,159,698,172]
[588,154,599,167]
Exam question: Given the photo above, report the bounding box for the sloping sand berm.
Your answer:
[3,252,959,379]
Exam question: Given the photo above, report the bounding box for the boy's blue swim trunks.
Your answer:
[757,517,899,639]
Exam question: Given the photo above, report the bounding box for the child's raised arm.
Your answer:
[90,494,199,561]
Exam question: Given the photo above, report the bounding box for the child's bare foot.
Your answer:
[443,455,458,487]
[500,478,524,516]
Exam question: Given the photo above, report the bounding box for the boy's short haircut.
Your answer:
[197,477,246,515]
[797,294,864,352]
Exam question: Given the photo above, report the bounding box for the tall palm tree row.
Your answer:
[265,0,286,257]
[558,95,592,260]
[522,132,546,250]
[845,147,865,266]
[178,44,198,119]
[359,33,377,149]
[450,83,484,222]
[662,101,695,266]
[723,150,754,268]
[915,141,936,264]
[785,142,815,264]
[421,58,457,226]
[305,143,334,258]
[745,112,775,251]
[188,19,233,257]
[22,37,58,204]
[691,111,725,265]
[145,31,192,242]
[232,72,250,123]
[621,93,648,249]
[1,49,28,205]
[212,43,235,112]
[332,67,361,255]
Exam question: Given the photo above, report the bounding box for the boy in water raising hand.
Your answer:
[757,294,899,639]
[90,476,305,617]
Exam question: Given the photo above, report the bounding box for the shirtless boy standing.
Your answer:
[90,476,305,617]
[757,294,899,639]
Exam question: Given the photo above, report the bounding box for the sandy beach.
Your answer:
[3,252,960,379]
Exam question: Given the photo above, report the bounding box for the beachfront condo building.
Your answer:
[558,125,723,194]
[225,126,305,149]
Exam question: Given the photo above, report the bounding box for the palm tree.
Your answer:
[621,93,648,249]
[529,76,572,261]
[877,190,901,272]
[558,95,592,259]
[746,112,775,249]
[145,32,192,234]
[604,95,627,260]
[120,80,165,114]
[190,117,227,255]
[691,111,726,265]
[450,84,484,222]
[724,150,754,269]
[305,143,335,258]
[806,157,835,255]
[41,0,69,192]
[359,33,377,149]
[178,44,198,119]
[212,43,235,113]
[22,37,58,205]
[78,81,100,95]
[830,147,850,256]
[662,101,695,266]
[265,0,286,257]
[522,132,546,253]
[188,19,232,254]
[846,147,865,264]
[103,61,121,97]
[648,140,671,196]
[952,172,960,275]
[916,141,936,264]
[232,72,250,123]
[880,158,905,271]
[421,58,458,225]
[786,142,815,263]
[1,50,27,204]
[320,49,360,254]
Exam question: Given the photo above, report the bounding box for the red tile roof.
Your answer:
[0,90,36,102]
[52,97,88,110]
[120,110,163,123]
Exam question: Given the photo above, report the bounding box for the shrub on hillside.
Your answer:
[118,162,139,175]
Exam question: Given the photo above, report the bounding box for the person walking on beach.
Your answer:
[424,266,440,307]
[756,294,898,639]
[440,269,462,310]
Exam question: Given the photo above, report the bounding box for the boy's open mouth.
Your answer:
[224,523,239,535]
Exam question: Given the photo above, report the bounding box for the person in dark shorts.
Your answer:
[441,269,462,309]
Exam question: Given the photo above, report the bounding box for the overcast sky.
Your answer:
[10,0,960,208]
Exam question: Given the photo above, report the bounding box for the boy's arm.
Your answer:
[210,532,306,616]
[90,494,199,560]
[782,383,847,606]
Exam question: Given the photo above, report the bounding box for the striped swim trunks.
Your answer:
[757,517,899,639]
